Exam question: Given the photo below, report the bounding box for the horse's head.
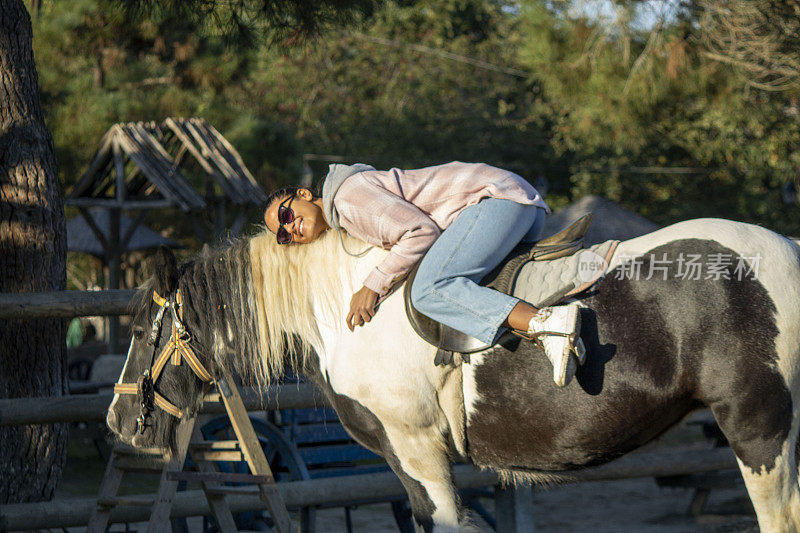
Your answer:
[106,247,214,451]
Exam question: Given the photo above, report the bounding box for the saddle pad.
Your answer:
[512,239,618,307]
[403,238,619,356]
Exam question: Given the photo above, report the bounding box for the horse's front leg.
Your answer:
[382,424,467,532]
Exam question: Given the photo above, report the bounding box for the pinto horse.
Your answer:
[107,218,800,532]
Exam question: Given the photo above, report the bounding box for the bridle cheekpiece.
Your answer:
[114,289,214,434]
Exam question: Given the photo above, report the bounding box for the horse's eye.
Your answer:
[132,326,145,340]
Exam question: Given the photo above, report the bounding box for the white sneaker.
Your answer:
[527,303,583,387]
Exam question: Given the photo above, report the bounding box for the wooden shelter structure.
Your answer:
[67,208,181,258]
[66,118,266,351]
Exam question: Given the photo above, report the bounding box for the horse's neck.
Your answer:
[306,249,462,455]
[307,248,434,389]
[308,248,383,347]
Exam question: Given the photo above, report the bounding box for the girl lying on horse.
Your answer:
[263,161,584,386]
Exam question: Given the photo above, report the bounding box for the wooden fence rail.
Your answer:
[0,384,326,426]
[0,448,738,531]
[0,289,136,319]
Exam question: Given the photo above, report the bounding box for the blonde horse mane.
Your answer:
[248,229,368,386]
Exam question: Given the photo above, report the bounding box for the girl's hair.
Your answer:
[265,186,301,210]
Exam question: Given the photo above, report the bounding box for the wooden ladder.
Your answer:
[88,370,295,533]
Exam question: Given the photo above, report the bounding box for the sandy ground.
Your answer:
[301,476,757,533]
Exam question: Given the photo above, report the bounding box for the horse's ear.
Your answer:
[153,246,179,295]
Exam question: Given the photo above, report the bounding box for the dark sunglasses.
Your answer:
[276,195,296,245]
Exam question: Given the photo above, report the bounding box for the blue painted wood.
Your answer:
[305,464,391,479]
[281,408,338,425]
[298,443,381,466]
[289,423,351,444]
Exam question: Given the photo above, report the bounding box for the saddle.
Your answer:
[402,213,619,359]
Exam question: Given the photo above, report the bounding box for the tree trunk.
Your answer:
[0,0,68,504]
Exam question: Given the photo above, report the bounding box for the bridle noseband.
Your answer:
[114,289,214,434]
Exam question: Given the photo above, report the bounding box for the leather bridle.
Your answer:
[114,289,214,434]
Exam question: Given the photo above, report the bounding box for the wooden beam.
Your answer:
[88,169,117,199]
[217,370,294,532]
[126,170,148,195]
[121,125,187,206]
[171,143,188,169]
[107,208,122,351]
[118,210,147,253]
[0,289,136,319]
[187,119,247,200]
[198,119,265,203]
[145,418,196,532]
[126,124,205,209]
[204,121,263,196]
[185,424,240,532]
[77,207,109,254]
[229,210,246,238]
[115,127,194,211]
[201,122,265,203]
[113,139,127,203]
[0,449,740,531]
[163,118,240,203]
[69,128,116,199]
[67,198,175,210]
[0,384,327,425]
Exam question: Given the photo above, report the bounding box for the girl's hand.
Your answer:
[347,286,379,331]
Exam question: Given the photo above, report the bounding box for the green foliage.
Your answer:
[119,0,377,46]
[32,0,304,193]
[34,0,557,192]
[249,0,556,184]
[516,0,800,234]
[30,0,800,260]
[226,115,305,189]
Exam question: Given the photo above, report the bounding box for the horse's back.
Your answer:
[464,219,800,475]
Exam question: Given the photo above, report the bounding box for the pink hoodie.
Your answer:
[332,161,550,296]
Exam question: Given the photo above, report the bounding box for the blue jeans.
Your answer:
[410,199,546,345]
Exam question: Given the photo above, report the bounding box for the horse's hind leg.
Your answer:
[709,398,800,532]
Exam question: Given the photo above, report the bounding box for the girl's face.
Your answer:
[263,188,329,245]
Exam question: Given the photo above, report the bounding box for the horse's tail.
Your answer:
[789,234,800,490]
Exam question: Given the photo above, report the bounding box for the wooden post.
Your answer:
[216,369,295,532]
[215,198,226,241]
[230,210,246,238]
[495,483,534,532]
[107,207,121,353]
[145,417,196,532]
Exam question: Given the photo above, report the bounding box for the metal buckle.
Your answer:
[148,304,167,346]
[170,304,189,340]
[136,371,155,434]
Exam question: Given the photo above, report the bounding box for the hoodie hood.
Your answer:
[322,163,375,230]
